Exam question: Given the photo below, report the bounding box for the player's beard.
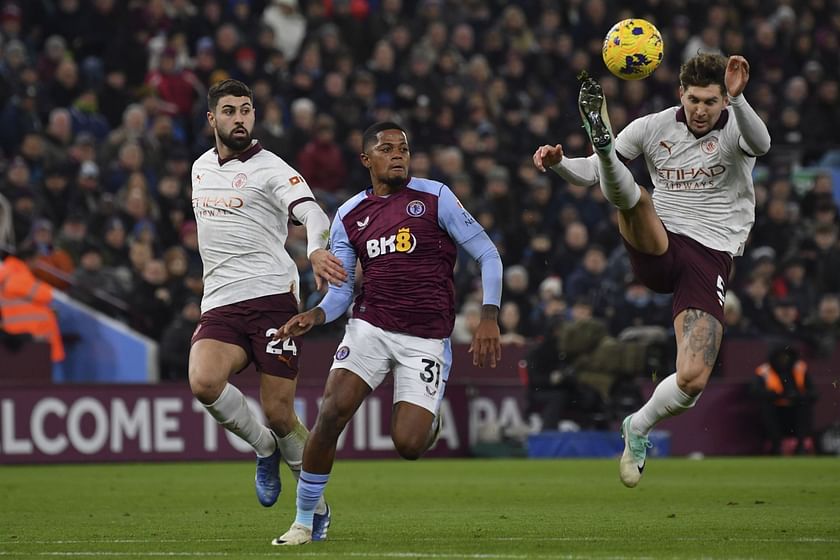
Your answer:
[220,126,252,152]
[382,175,408,188]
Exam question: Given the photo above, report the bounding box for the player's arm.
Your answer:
[534,144,601,186]
[274,215,357,340]
[437,185,503,368]
[725,56,771,157]
[290,199,347,289]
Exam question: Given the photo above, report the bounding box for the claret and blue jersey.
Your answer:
[317,177,499,339]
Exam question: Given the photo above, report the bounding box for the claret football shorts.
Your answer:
[623,229,732,325]
[191,293,302,379]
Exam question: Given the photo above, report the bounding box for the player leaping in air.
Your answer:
[534,54,770,487]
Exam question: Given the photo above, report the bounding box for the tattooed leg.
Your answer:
[627,308,723,437]
[675,308,723,395]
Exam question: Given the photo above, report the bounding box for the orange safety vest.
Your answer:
[754,360,807,406]
[0,256,65,362]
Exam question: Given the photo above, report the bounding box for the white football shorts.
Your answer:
[330,318,451,414]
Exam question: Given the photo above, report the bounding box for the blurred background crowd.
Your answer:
[0,0,838,385]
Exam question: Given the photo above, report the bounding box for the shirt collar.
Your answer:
[216,140,262,166]
[675,106,729,136]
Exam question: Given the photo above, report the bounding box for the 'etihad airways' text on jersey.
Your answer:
[615,106,757,256]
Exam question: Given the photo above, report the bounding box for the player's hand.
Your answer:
[725,55,750,98]
[533,144,564,172]
[273,308,325,341]
[310,248,347,291]
[469,319,502,368]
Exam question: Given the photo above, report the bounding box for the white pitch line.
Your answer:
[1,536,838,545]
[0,553,647,560]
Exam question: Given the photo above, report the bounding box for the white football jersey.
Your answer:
[191,141,315,313]
[615,106,756,256]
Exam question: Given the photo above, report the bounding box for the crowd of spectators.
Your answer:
[0,0,838,381]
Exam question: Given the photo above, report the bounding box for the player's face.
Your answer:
[362,130,410,187]
[208,95,255,152]
[680,84,728,136]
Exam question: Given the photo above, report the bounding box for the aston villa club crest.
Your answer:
[335,346,350,360]
[701,138,718,154]
[232,172,247,189]
[406,200,425,217]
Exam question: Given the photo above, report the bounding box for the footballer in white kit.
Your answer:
[187,80,343,535]
[534,54,770,488]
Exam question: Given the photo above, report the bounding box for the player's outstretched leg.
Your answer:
[272,523,312,546]
[619,414,652,488]
[578,72,613,153]
[255,432,281,506]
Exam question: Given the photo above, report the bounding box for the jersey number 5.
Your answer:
[264,328,298,356]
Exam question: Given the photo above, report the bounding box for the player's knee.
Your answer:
[263,405,297,435]
[392,433,427,461]
[676,370,708,397]
[188,367,225,404]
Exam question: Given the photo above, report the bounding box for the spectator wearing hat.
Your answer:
[192,36,219,88]
[765,297,807,342]
[69,89,110,141]
[67,132,98,168]
[38,161,73,227]
[69,241,126,314]
[231,46,259,83]
[69,161,102,222]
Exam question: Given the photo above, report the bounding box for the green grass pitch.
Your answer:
[1,458,838,559]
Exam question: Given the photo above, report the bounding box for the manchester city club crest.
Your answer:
[701,138,718,154]
[406,200,425,217]
[232,172,248,189]
[335,346,350,360]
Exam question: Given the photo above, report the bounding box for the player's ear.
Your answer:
[207,111,215,127]
[359,152,371,168]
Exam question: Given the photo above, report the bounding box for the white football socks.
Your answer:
[204,383,276,457]
[597,149,641,210]
[630,373,699,436]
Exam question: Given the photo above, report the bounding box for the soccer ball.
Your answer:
[602,18,664,80]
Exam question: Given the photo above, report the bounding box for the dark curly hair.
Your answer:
[207,79,253,112]
[679,53,727,94]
